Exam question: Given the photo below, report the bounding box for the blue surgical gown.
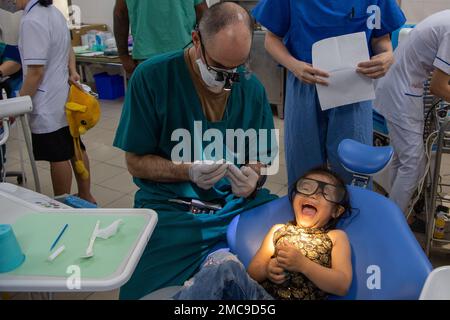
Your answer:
[113,50,278,299]
[253,0,406,185]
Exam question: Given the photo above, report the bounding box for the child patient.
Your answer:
[174,167,353,300]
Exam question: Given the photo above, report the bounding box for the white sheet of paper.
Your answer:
[312,32,376,111]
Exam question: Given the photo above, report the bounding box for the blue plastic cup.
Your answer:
[0,224,25,273]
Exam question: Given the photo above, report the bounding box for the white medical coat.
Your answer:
[18,0,71,134]
[374,10,450,134]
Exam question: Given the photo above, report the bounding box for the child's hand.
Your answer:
[266,258,287,285]
[276,244,308,273]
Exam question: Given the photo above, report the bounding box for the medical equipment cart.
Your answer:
[422,80,450,256]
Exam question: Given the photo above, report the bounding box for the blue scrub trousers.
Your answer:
[284,72,373,186]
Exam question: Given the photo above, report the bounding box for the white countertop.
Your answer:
[0,183,158,293]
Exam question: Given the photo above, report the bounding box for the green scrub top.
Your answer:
[114,50,277,204]
[125,0,203,60]
[113,50,278,299]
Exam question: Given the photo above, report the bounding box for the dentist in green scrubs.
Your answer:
[114,2,278,300]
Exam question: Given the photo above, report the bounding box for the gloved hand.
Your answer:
[189,161,229,190]
[226,165,259,198]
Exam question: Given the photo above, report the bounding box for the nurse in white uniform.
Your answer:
[375,10,450,214]
[17,0,96,203]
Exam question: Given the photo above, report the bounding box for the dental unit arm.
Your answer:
[0,96,33,146]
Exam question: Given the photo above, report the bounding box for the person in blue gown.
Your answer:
[253,0,406,185]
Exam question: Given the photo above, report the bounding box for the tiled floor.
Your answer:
[2,99,450,299]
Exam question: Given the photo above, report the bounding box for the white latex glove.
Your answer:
[226,165,259,198]
[189,161,229,190]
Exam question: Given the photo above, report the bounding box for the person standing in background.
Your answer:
[252,0,406,187]
[113,0,207,77]
[17,0,96,203]
[374,10,450,215]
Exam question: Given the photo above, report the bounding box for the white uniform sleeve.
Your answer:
[433,32,450,75]
[21,19,50,66]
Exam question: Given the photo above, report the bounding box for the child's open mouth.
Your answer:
[302,204,317,217]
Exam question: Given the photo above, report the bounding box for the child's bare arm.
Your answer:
[247,224,284,283]
[277,230,352,296]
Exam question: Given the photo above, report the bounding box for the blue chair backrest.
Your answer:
[227,186,432,300]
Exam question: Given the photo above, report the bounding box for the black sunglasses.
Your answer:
[295,178,347,205]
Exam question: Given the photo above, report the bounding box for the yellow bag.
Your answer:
[65,85,101,180]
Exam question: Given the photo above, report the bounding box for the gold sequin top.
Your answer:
[261,222,333,300]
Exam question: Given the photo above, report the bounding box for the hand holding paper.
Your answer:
[292,61,330,86]
[312,32,376,111]
[357,51,394,79]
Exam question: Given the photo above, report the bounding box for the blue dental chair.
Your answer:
[227,188,432,300]
[143,140,432,300]
[228,140,432,300]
